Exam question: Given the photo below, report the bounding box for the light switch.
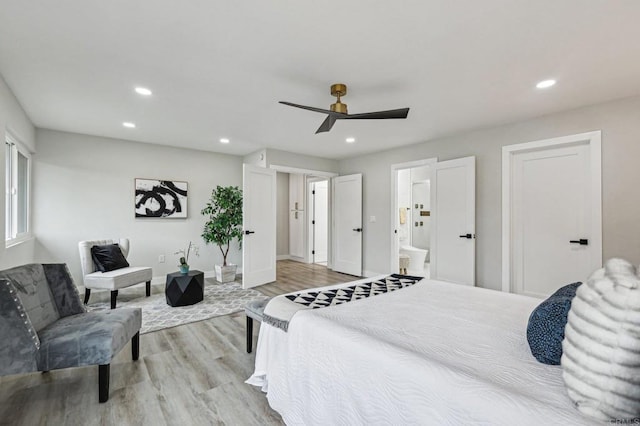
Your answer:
[369,216,376,223]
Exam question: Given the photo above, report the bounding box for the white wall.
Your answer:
[338,95,640,290]
[243,149,267,167]
[33,129,244,285]
[0,73,36,269]
[266,148,338,173]
[276,172,290,256]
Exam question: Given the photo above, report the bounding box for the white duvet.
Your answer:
[247,278,599,425]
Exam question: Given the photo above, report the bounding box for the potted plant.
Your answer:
[175,241,199,274]
[201,185,243,283]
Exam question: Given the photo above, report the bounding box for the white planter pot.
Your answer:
[215,264,237,283]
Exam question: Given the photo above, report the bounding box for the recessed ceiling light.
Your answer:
[536,79,556,89]
[220,138,230,144]
[135,87,152,96]
[346,137,356,143]
[122,122,136,128]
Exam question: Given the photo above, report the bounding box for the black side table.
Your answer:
[165,270,204,307]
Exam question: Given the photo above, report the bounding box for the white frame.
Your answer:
[389,158,438,274]
[134,178,188,219]
[501,130,602,292]
[5,131,32,246]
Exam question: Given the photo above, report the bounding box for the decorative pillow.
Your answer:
[526,282,581,365]
[90,244,130,272]
[561,258,640,420]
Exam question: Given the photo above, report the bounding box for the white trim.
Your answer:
[501,131,602,293]
[389,158,437,274]
[362,269,384,278]
[276,254,291,261]
[5,131,32,245]
[269,164,338,178]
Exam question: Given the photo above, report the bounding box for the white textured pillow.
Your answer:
[561,258,640,420]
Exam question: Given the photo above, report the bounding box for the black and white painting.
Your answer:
[135,179,188,218]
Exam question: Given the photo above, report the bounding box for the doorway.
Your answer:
[391,156,476,285]
[502,131,602,297]
[391,158,437,277]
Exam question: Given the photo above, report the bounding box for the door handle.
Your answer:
[244,230,256,235]
[459,234,473,239]
[353,228,363,232]
[569,239,588,245]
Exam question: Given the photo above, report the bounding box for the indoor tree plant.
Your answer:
[201,185,243,282]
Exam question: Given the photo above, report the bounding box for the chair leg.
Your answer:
[84,288,91,304]
[98,364,110,403]
[246,316,253,353]
[132,332,140,361]
[110,291,118,309]
[146,281,151,297]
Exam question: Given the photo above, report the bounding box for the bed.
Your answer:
[247,275,599,425]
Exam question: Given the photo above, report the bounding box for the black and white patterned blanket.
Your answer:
[263,274,423,332]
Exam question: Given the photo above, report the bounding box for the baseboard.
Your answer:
[276,255,290,261]
[362,269,386,278]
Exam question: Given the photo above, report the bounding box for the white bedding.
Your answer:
[247,278,599,426]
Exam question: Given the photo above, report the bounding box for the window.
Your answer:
[5,133,31,244]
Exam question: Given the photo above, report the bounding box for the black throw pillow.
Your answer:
[91,244,130,272]
[526,282,582,365]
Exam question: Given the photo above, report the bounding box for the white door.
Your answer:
[506,133,602,297]
[242,164,277,289]
[430,156,475,285]
[312,180,328,263]
[332,174,362,276]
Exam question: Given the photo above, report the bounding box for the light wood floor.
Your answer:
[0,261,359,426]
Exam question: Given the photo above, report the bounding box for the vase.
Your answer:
[215,264,237,283]
[179,264,190,274]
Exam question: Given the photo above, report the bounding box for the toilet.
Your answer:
[399,245,428,276]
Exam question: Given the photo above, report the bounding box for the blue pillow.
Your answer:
[526,282,582,365]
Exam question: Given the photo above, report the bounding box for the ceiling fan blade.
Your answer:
[315,115,337,134]
[279,101,344,116]
[344,107,410,120]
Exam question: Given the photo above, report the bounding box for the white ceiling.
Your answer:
[1,1,639,160]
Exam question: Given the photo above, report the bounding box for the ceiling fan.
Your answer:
[279,83,410,134]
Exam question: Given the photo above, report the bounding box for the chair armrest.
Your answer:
[43,264,86,317]
[0,279,39,375]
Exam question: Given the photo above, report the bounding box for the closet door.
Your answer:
[242,164,276,288]
[332,174,362,276]
[430,156,475,286]
[506,133,602,297]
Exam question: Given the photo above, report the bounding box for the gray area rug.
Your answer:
[87,281,268,334]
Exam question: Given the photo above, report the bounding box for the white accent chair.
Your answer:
[79,239,153,309]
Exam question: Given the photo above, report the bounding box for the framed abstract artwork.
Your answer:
[135,178,188,218]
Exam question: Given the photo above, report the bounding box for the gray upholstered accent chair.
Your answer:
[0,263,142,402]
[79,238,153,309]
[245,298,269,353]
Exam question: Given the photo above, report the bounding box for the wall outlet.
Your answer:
[158,255,165,263]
